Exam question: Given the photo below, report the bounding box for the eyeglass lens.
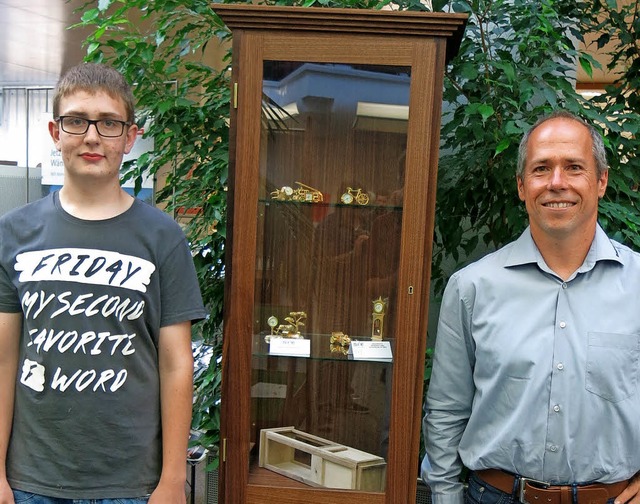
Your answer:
[60,116,127,137]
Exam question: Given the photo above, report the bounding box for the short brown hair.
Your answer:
[52,63,135,124]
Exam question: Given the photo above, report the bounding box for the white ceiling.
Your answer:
[0,0,88,87]
[0,0,620,89]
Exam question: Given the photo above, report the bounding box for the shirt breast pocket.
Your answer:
[585,332,640,403]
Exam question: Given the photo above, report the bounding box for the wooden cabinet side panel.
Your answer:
[220,30,265,504]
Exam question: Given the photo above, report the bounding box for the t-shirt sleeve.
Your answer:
[158,237,207,327]
[0,262,21,313]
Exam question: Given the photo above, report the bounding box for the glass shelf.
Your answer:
[258,199,403,211]
[252,331,395,362]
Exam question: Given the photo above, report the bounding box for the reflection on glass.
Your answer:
[250,61,410,492]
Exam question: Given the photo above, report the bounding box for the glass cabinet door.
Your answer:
[250,60,410,492]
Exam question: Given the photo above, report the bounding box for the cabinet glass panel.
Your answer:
[251,60,409,492]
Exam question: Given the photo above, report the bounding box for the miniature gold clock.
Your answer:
[371,297,387,341]
[341,192,354,204]
[267,316,279,332]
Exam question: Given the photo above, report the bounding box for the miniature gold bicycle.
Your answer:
[340,187,370,205]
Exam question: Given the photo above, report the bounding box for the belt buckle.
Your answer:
[519,476,551,504]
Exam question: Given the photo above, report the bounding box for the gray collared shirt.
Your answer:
[422,225,640,504]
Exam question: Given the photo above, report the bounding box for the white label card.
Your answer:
[349,340,393,361]
[269,338,311,357]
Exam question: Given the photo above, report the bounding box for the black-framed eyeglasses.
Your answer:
[56,116,131,138]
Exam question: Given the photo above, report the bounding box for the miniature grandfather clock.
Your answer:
[371,297,387,341]
[214,4,466,503]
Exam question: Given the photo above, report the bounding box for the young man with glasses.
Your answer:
[0,63,206,503]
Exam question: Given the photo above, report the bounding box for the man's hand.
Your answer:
[148,479,186,504]
[0,478,15,504]
[615,473,640,504]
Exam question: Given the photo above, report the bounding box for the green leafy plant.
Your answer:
[579,0,640,247]
[430,0,640,293]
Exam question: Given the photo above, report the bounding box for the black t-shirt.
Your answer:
[0,192,206,499]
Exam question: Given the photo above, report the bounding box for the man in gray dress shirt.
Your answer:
[421,110,640,504]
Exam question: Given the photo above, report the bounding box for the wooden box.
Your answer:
[259,427,386,491]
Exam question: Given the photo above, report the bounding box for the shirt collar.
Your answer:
[504,224,623,271]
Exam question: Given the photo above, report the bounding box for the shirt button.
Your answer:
[549,445,558,452]
[559,321,566,328]
[553,405,561,412]
[561,282,568,289]
[557,363,564,370]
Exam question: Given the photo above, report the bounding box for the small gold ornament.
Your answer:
[291,182,323,203]
[267,316,279,333]
[371,297,387,341]
[329,331,351,355]
[270,186,294,201]
[264,316,278,343]
[330,343,349,355]
[340,187,370,206]
[265,311,307,343]
[330,331,351,347]
[270,182,323,203]
[340,192,354,205]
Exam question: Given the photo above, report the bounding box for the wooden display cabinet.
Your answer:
[214,5,466,503]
